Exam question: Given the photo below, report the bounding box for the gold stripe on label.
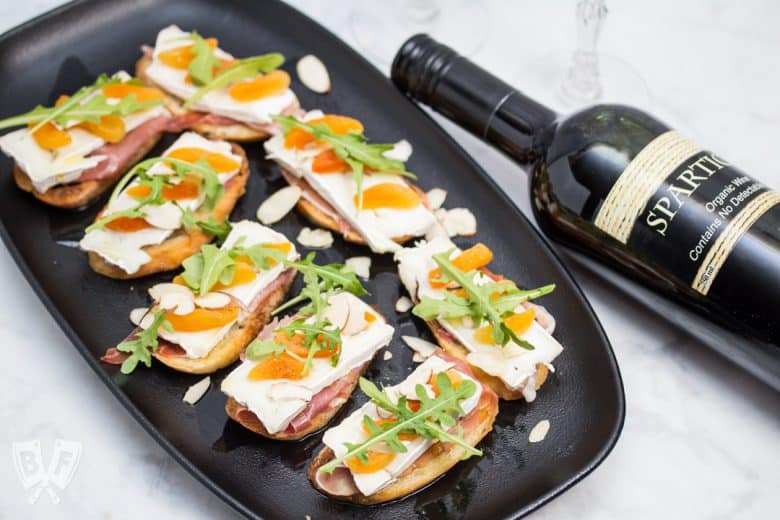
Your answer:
[594,131,702,244]
[692,190,780,295]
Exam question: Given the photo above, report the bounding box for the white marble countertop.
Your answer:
[0,1,778,518]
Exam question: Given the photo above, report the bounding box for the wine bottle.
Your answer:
[392,34,780,346]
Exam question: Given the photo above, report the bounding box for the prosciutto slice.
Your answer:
[78,115,171,182]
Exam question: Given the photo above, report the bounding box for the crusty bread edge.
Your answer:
[12,127,164,209]
[152,269,295,374]
[428,320,549,401]
[86,143,249,280]
[135,55,271,143]
[307,386,498,505]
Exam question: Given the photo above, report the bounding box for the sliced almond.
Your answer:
[194,292,231,309]
[424,220,450,242]
[382,139,413,162]
[344,256,371,279]
[143,202,182,230]
[401,336,439,359]
[129,307,149,326]
[182,376,211,405]
[323,295,350,330]
[440,207,477,237]
[297,54,331,94]
[342,304,369,336]
[149,283,195,315]
[256,185,302,225]
[297,227,333,249]
[529,419,551,443]
[425,188,447,210]
[302,109,325,121]
[395,296,413,313]
[383,350,393,361]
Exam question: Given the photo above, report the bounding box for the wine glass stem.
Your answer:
[560,0,608,105]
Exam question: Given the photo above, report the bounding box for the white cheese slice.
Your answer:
[144,25,297,125]
[395,237,563,396]
[0,72,169,193]
[265,133,437,253]
[321,355,482,496]
[79,132,240,274]
[218,220,298,307]
[221,293,393,434]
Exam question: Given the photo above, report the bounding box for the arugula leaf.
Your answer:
[195,216,232,242]
[274,115,416,180]
[179,239,288,295]
[87,156,222,233]
[491,284,555,315]
[246,316,341,376]
[282,318,341,375]
[180,244,235,295]
[272,252,368,316]
[245,338,286,359]
[0,74,162,130]
[418,250,539,350]
[188,32,222,85]
[116,310,170,374]
[183,53,285,109]
[412,291,472,321]
[319,372,481,474]
[234,243,287,270]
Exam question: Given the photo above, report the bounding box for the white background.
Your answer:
[0,1,778,519]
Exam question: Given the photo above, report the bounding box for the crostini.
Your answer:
[309,352,498,504]
[265,110,438,253]
[137,25,300,142]
[395,237,563,401]
[80,131,249,278]
[101,220,298,374]
[0,72,171,208]
[222,292,393,441]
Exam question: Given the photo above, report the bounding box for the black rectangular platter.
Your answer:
[0,1,625,518]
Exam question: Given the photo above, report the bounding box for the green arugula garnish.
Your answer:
[319,373,481,474]
[116,310,171,374]
[179,239,288,295]
[0,74,162,131]
[272,252,368,316]
[412,250,554,350]
[188,32,222,86]
[183,53,285,109]
[180,213,233,243]
[246,317,342,375]
[85,156,222,233]
[273,115,416,210]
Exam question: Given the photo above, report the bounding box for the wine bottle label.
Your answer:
[594,130,780,295]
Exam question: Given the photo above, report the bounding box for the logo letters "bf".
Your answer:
[12,439,82,504]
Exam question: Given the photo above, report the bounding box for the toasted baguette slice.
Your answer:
[136,55,287,143]
[308,368,499,505]
[224,361,368,441]
[428,320,549,401]
[12,127,163,209]
[86,143,249,279]
[153,268,295,374]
